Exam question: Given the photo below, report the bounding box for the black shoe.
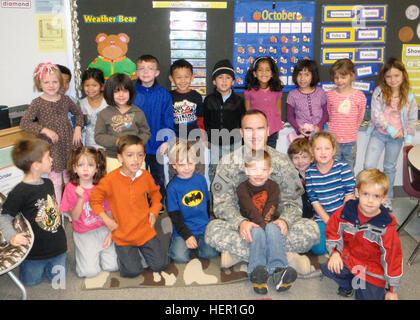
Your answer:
[337,287,354,298]
[273,266,297,292]
[250,266,269,294]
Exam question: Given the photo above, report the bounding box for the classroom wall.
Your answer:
[0,1,75,107]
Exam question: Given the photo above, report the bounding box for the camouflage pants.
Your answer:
[204,218,320,262]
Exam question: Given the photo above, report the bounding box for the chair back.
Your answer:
[403,145,420,197]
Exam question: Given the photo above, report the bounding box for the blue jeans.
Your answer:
[311,221,327,255]
[336,142,357,170]
[145,154,166,203]
[170,234,219,263]
[320,261,386,300]
[19,252,67,286]
[248,223,288,276]
[363,129,403,198]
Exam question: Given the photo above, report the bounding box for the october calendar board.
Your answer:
[232,1,316,92]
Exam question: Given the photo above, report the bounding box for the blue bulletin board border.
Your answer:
[232,1,316,92]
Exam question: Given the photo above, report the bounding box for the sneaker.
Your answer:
[250,266,269,294]
[337,287,354,298]
[383,199,393,212]
[273,266,297,292]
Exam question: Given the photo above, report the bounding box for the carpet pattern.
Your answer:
[82,256,249,290]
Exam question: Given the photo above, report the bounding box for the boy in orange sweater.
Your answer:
[90,134,169,278]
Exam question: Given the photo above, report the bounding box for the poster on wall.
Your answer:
[232,1,316,92]
[402,44,420,109]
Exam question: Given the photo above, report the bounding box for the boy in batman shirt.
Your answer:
[166,140,218,263]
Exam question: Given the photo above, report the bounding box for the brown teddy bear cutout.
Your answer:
[88,33,137,80]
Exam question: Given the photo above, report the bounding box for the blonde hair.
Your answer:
[356,168,389,196]
[378,57,410,111]
[33,63,64,92]
[311,131,337,151]
[244,150,271,168]
[168,140,198,165]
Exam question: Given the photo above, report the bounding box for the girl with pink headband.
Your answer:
[20,62,84,205]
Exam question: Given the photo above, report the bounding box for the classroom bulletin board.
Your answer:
[73,0,420,119]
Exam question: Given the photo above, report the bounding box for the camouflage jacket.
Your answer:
[211,146,304,231]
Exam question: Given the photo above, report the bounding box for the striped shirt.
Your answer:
[326,89,366,143]
[305,160,355,222]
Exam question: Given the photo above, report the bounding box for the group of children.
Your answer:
[0,52,415,300]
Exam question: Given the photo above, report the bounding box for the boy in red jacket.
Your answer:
[321,168,402,300]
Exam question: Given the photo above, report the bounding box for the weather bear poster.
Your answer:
[232,1,316,92]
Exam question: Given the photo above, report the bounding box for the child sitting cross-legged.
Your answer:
[166,140,219,263]
[236,150,297,294]
[320,168,402,300]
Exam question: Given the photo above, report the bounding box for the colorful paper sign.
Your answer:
[355,64,379,79]
[322,5,388,24]
[402,44,420,108]
[320,81,374,94]
[321,26,386,44]
[233,1,316,92]
[321,47,385,65]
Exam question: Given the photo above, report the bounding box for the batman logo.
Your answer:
[182,190,203,207]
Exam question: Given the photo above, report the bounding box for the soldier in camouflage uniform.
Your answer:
[205,110,320,267]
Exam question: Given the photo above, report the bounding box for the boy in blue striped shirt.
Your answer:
[305,132,355,255]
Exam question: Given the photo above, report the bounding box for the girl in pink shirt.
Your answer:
[244,56,284,149]
[60,147,118,278]
[326,59,366,170]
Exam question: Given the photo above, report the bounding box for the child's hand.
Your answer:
[393,130,403,140]
[72,126,82,145]
[327,251,343,274]
[314,126,320,133]
[41,128,59,143]
[273,218,288,236]
[106,218,118,232]
[103,232,113,249]
[159,142,169,155]
[149,212,156,228]
[385,292,398,300]
[185,236,198,249]
[299,128,312,137]
[264,205,275,223]
[10,233,29,247]
[75,186,84,199]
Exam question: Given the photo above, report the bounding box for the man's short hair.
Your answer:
[356,168,389,196]
[168,139,198,165]
[116,135,145,155]
[241,109,268,127]
[12,138,51,173]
